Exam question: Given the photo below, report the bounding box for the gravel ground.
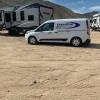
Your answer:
[0,31,100,100]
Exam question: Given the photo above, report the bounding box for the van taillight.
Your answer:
[86,20,90,35]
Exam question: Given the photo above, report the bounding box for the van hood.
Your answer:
[26,30,35,35]
[25,30,36,37]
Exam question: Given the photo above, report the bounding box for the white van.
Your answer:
[25,18,91,47]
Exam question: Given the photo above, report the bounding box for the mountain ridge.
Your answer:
[0,0,99,19]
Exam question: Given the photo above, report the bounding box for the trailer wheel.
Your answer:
[8,28,19,36]
[28,36,37,45]
[71,37,82,47]
[18,29,27,36]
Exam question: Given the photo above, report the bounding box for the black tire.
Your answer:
[28,36,37,45]
[8,28,25,36]
[8,28,19,36]
[71,37,82,47]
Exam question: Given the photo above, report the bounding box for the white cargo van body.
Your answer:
[92,13,100,30]
[25,18,91,47]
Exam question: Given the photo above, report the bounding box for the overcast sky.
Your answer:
[46,0,100,13]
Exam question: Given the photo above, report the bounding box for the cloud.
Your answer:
[89,6,100,11]
[73,6,86,14]
[79,0,85,5]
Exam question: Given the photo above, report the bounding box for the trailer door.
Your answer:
[40,7,53,24]
[4,12,12,29]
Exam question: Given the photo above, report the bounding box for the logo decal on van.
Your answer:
[68,22,80,28]
[56,22,80,29]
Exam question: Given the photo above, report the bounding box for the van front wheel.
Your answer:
[28,36,37,45]
[71,37,82,47]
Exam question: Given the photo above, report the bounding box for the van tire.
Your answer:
[28,36,37,45]
[71,37,82,47]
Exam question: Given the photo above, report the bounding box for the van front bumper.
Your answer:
[25,33,29,43]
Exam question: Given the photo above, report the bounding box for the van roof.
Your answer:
[45,18,88,23]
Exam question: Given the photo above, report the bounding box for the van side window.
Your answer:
[0,13,2,21]
[36,23,54,32]
[20,11,25,21]
[12,12,16,21]
[28,15,34,21]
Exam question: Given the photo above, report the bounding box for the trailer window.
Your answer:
[20,11,25,21]
[12,12,16,21]
[0,13,2,21]
[93,19,97,24]
[36,23,54,32]
[90,20,92,23]
[5,13,11,22]
[86,20,89,27]
[28,15,34,21]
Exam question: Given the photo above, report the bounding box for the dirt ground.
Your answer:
[0,31,100,100]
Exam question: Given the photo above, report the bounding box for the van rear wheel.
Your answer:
[71,37,82,47]
[28,36,37,45]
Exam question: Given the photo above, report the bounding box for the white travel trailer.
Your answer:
[91,13,100,30]
[0,3,54,35]
[25,18,91,47]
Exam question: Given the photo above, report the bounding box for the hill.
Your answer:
[0,0,81,19]
[81,11,100,18]
[0,0,99,19]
